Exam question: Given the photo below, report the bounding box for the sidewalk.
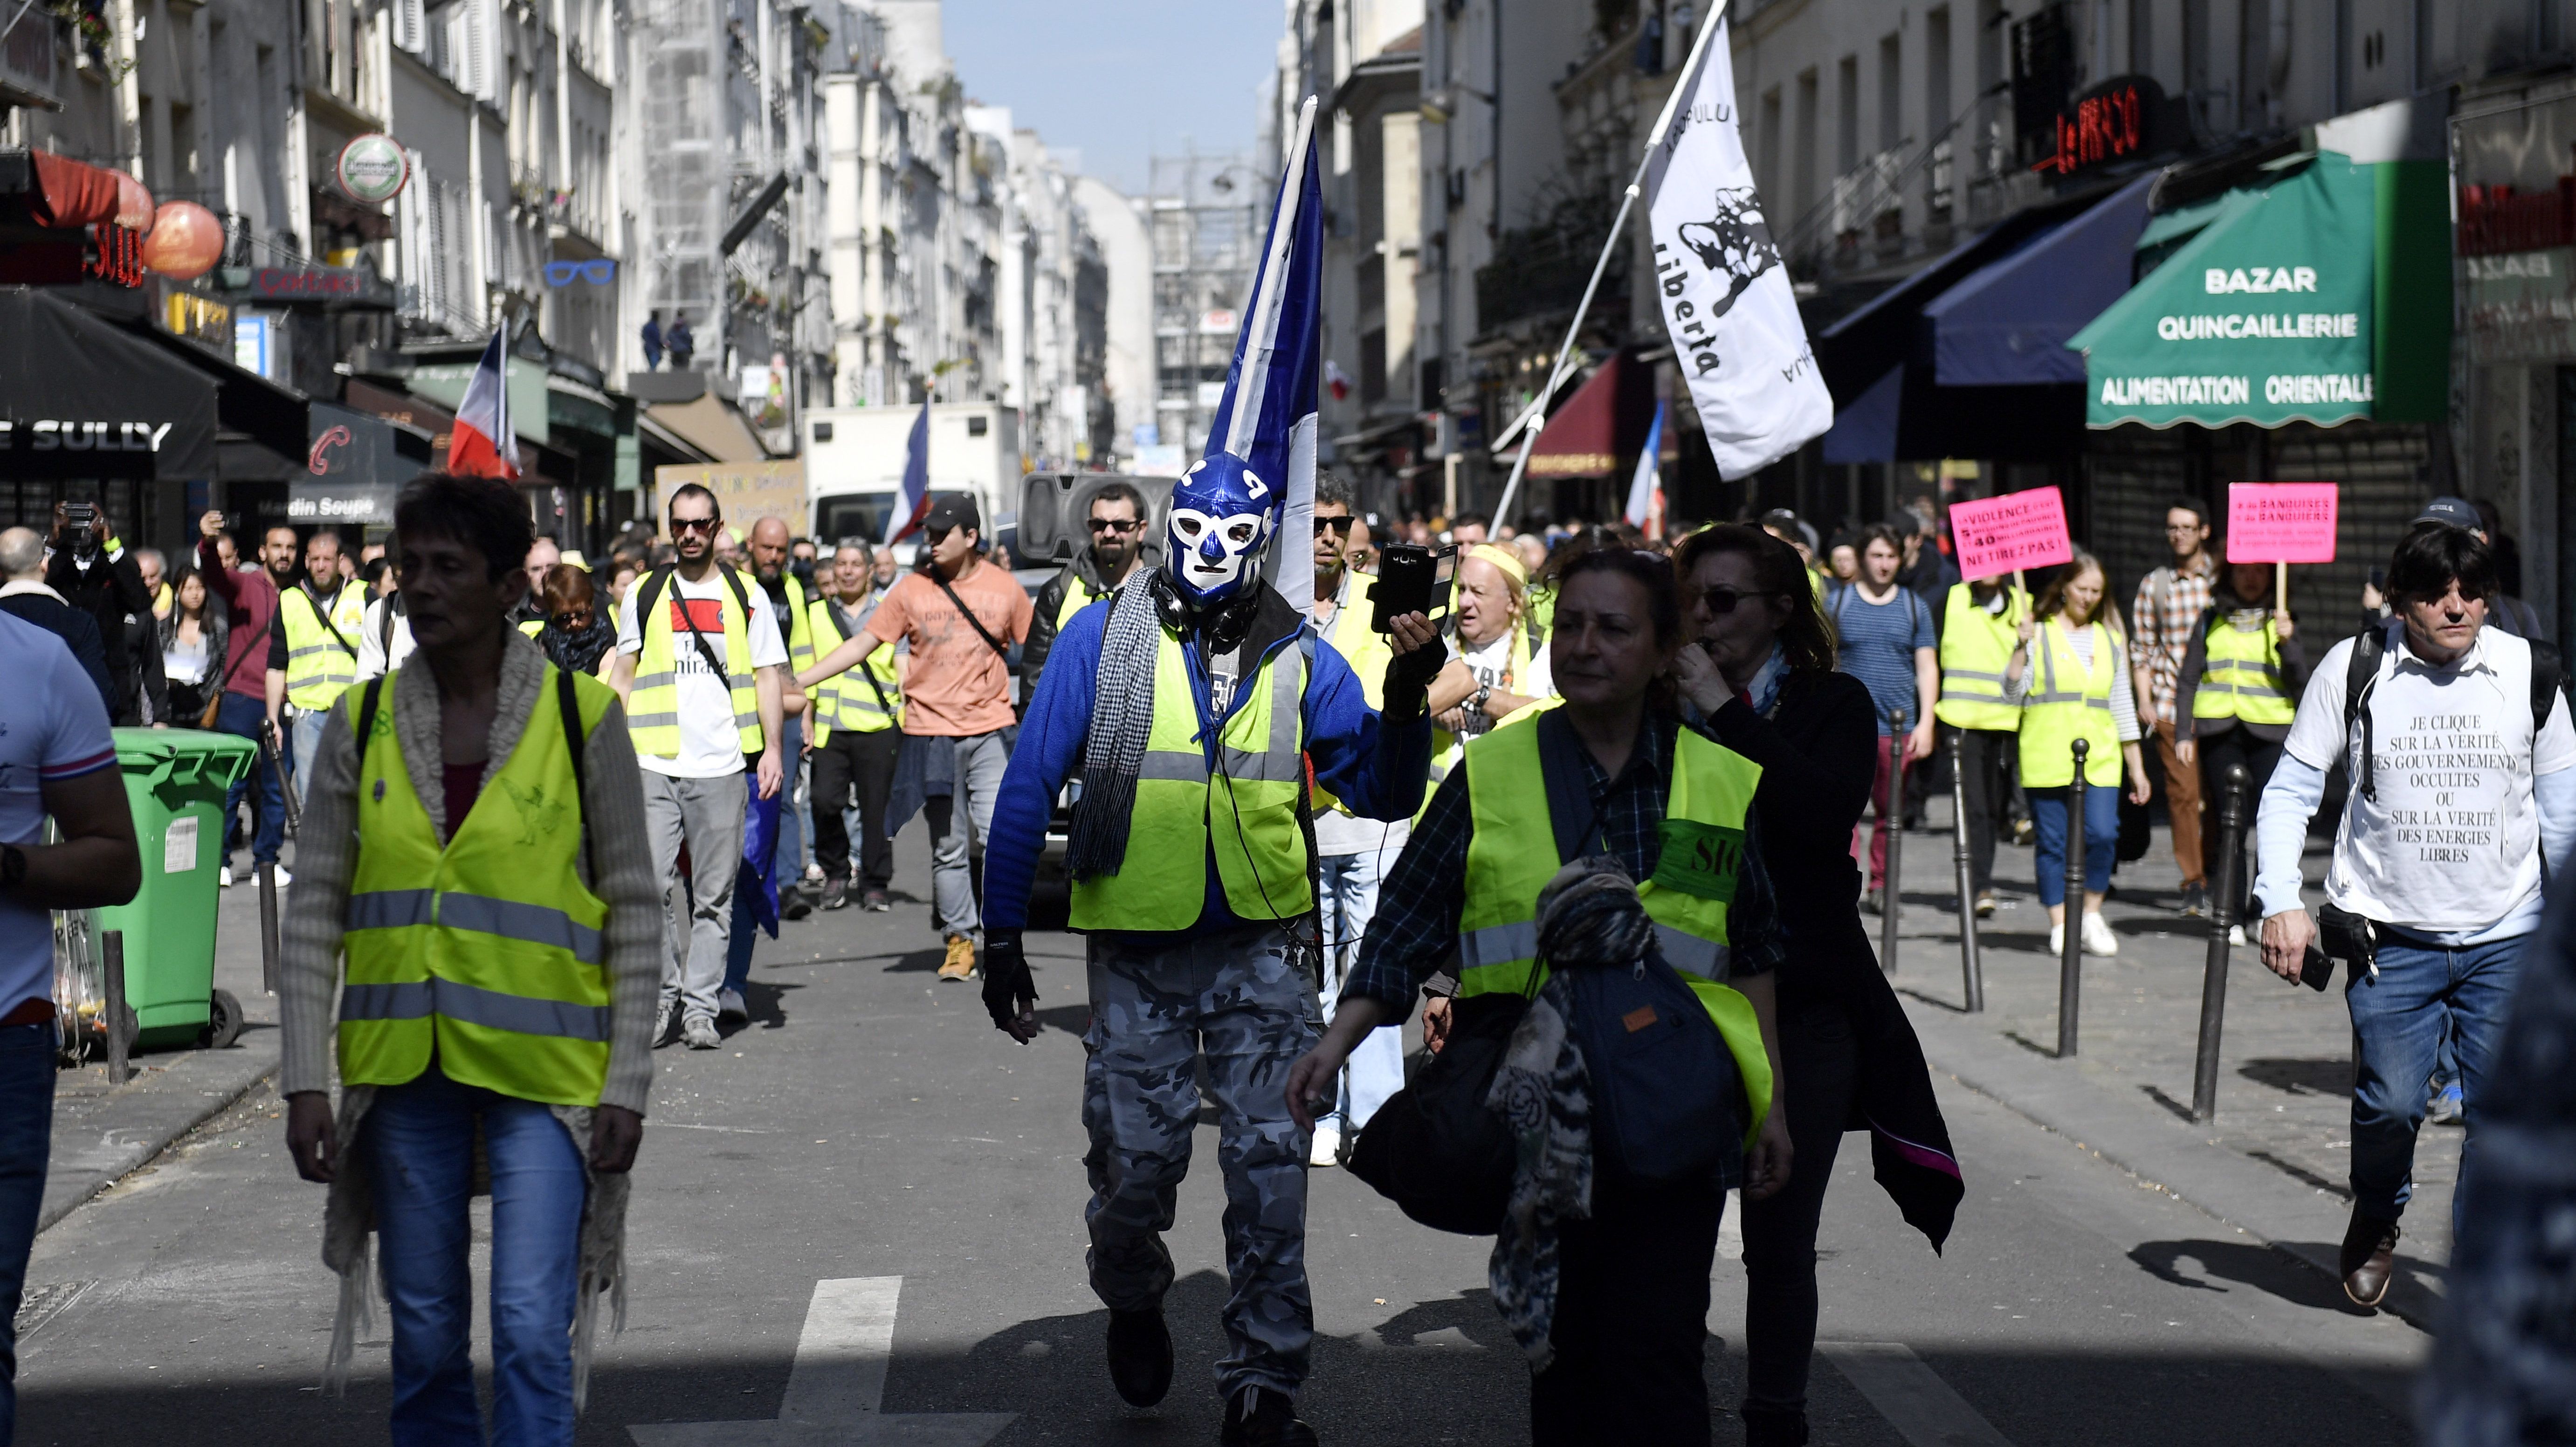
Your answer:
[1875,792,2459,1329]
[41,874,283,1232]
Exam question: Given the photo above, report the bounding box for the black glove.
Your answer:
[981,929,1037,1035]
[1381,638,1444,720]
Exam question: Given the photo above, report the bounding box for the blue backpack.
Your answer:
[1558,941,1737,1185]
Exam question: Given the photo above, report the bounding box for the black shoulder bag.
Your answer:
[1345,716,1606,1236]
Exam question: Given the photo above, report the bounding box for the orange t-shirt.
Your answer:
[865,561,1033,736]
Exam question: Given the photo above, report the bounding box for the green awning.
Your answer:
[2133,193,2233,254]
[2071,156,2378,428]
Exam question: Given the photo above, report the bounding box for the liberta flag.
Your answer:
[1646,16,1832,477]
[1624,399,1667,540]
[1219,95,1322,613]
[882,396,932,545]
[447,328,522,479]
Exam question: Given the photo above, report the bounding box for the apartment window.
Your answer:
[1360,328,1386,405]
[1927,9,1953,215]
[1795,69,1819,218]
[2184,0,2211,128]
[1760,86,1783,199]
[2240,0,2272,128]
[1838,55,1860,172]
[2130,0,2152,72]
[1879,34,1901,152]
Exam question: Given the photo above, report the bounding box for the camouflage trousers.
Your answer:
[1082,922,1322,1399]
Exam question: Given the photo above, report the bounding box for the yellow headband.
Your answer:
[1467,542,1528,588]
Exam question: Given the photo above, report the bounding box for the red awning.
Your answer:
[24,150,124,228]
[1526,351,1661,478]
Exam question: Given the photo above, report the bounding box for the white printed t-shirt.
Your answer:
[0,612,119,1013]
[617,568,789,779]
[2282,625,2576,933]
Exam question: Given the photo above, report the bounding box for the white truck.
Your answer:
[800,401,1020,554]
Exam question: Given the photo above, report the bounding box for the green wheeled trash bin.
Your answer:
[96,727,258,1050]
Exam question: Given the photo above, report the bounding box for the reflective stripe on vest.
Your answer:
[1454,718,1773,1143]
[280,584,366,711]
[1068,627,1309,931]
[2018,619,2121,788]
[338,663,616,1107]
[627,569,763,756]
[2192,617,2294,725]
[1935,583,2024,731]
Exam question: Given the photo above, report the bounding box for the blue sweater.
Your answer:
[983,595,1433,937]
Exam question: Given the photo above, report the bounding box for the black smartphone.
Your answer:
[2300,942,2335,992]
[1371,543,1456,634]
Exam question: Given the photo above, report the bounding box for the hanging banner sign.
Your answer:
[335,135,411,204]
[2225,482,2340,563]
[1948,488,2073,580]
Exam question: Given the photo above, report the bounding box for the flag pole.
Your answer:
[1492,0,1733,531]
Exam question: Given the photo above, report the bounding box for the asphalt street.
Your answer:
[13,830,2431,1446]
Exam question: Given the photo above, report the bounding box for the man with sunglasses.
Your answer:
[1022,483,1150,700]
[609,484,788,1050]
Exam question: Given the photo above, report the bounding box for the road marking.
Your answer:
[628,1277,1014,1446]
[1819,1341,2017,1447]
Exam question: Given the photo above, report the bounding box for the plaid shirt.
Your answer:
[2129,554,2217,720]
[1345,710,1783,1019]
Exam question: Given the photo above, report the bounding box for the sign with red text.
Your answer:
[2225,482,2339,563]
[1949,488,2073,579]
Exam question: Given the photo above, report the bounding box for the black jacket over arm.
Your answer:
[1696,667,1963,1251]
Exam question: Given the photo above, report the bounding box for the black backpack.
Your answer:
[2341,621,2567,801]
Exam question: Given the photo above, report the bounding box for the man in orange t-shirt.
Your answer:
[800,496,1031,979]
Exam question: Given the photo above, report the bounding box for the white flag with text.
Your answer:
[1646,17,1833,478]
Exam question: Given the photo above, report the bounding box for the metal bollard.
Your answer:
[1949,730,1985,1013]
[2191,764,2252,1123]
[257,861,281,997]
[2058,737,2088,1059]
[102,929,130,1085]
[1880,708,1907,973]
[262,719,301,841]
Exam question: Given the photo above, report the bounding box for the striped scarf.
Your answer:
[1066,577,1164,880]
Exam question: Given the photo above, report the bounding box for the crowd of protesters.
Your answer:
[7,466,2543,1447]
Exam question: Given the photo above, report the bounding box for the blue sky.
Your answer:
[940,1,1282,197]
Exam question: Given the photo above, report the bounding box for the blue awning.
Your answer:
[1919,173,2155,386]
[1822,365,1902,464]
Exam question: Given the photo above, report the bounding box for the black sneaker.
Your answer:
[1104,1308,1172,1407]
[820,877,851,910]
[861,889,893,913]
[780,886,813,922]
[1219,1386,1317,1447]
[2178,882,2208,918]
[1741,1404,1810,1447]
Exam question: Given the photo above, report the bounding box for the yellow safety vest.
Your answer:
[337,664,616,1107]
[1315,572,1395,820]
[2018,619,2121,788]
[627,565,764,757]
[1455,718,1773,1142]
[1068,627,1310,932]
[278,582,368,711]
[806,591,903,742]
[1935,584,2025,731]
[517,619,544,639]
[2193,613,2294,726]
[1054,570,1118,630]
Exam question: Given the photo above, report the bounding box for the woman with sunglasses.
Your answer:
[535,563,618,679]
[1672,525,1962,1447]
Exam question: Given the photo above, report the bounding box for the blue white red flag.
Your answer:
[447,328,521,479]
[1207,96,1322,613]
[882,396,932,545]
[1625,398,1667,539]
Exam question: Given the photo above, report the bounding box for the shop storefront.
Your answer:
[2453,75,2576,641]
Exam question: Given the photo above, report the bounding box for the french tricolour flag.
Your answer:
[448,328,522,480]
[882,396,932,545]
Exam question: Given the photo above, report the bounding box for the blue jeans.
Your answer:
[217,692,287,867]
[0,1023,56,1440]
[2028,783,2117,907]
[726,719,801,996]
[289,706,331,813]
[2347,934,2526,1223]
[1317,844,1405,1132]
[369,1067,588,1447]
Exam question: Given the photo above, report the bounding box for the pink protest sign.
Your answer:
[2226,482,2339,564]
[1948,489,2073,580]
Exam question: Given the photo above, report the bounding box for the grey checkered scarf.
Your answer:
[1066,577,1164,880]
